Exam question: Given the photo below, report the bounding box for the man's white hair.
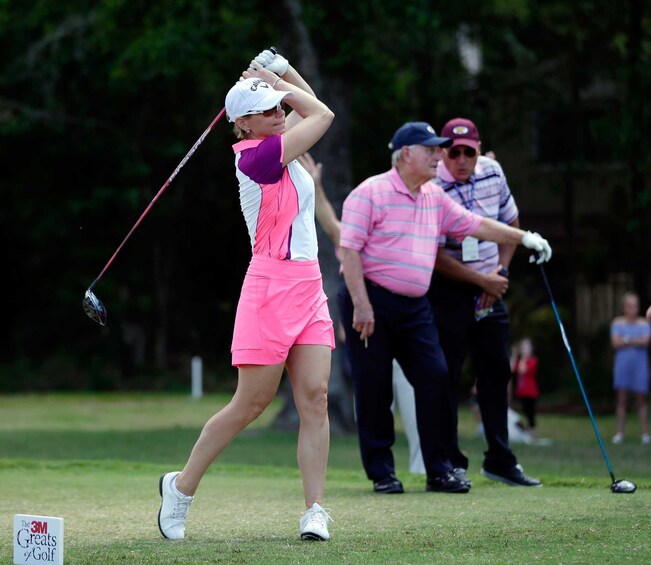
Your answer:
[391,148,404,166]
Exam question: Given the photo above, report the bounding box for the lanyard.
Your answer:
[452,176,476,211]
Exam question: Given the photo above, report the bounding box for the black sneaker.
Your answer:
[373,473,404,494]
[426,472,470,493]
[452,467,472,487]
[480,464,542,487]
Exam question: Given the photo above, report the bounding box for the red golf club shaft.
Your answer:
[88,106,226,291]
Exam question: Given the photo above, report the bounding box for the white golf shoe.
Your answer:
[299,503,332,541]
[158,472,194,540]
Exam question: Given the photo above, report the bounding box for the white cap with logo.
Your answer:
[225,77,294,122]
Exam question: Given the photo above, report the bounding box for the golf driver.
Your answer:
[83,106,227,326]
[537,260,637,493]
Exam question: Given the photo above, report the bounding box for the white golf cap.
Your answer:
[225,77,294,122]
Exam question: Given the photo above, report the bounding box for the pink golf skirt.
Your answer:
[231,255,335,366]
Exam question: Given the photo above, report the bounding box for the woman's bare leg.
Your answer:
[636,392,648,437]
[615,389,628,436]
[286,345,331,508]
[175,362,285,496]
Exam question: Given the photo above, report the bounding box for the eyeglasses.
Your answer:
[447,147,477,159]
[252,103,286,117]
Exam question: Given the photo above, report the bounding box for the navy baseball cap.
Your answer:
[388,122,452,150]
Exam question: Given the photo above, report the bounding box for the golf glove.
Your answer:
[255,49,289,76]
[522,231,552,264]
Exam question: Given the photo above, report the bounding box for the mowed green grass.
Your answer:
[0,393,649,564]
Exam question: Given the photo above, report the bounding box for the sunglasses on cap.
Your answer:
[252,102,286,117]
[447,146,477,159]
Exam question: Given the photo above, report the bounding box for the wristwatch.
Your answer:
[498,267,509,277]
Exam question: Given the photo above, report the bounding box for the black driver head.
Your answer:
[611,479,637,494]
[83,289,107,326]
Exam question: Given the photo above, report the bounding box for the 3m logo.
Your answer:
[31,520,48,534]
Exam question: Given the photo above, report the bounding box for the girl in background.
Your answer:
[610,292,650,445]
[511,338,540,438]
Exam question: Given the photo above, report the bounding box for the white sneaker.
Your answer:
[612,433,624,445]
[642,434,651,446]
[299,503,332,541]
[158,472,194,540]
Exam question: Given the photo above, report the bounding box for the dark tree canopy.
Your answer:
[1,0,649,400]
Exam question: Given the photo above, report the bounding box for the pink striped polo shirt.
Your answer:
[340,167,481,297]
[233,135,318,261]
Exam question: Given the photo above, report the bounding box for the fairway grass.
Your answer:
[1,393,649,564]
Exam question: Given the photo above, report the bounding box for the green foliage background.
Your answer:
[1,0,650,397]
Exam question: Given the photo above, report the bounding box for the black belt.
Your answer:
[365,278,417,299]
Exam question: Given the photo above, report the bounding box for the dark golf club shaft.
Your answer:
[538,263,617,484]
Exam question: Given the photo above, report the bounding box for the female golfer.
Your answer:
[158,48,335,541]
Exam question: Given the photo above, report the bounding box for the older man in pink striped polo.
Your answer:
[337,121,551,495]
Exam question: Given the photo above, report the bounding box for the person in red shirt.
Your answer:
[511,338,540,437]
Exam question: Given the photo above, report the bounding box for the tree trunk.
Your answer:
[272,0,356,435]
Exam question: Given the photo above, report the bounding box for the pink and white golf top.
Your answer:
[232,135,318,261]
[340,167,481,297]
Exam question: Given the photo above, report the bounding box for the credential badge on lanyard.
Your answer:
[454,179,478,262]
